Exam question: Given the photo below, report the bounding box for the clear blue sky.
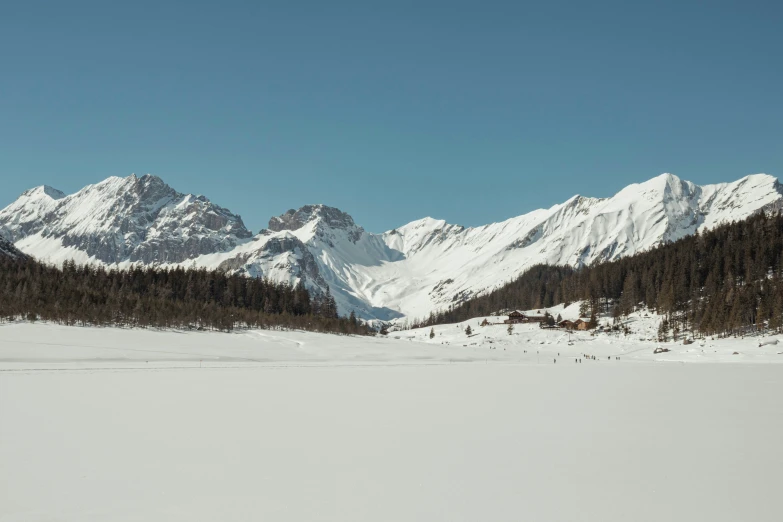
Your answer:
[1,1,781,233]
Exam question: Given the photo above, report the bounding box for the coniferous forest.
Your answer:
[414,211,783,339]
[0,256,370,335]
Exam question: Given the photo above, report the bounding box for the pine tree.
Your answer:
[657,318,669,342]
[611,303,621,324]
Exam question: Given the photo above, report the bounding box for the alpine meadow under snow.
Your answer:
[2,172,782,321]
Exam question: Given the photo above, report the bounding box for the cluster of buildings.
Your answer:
[502,311,591,330]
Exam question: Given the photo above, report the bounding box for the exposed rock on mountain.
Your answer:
[0,174,252,265]
[269,205,356,233]
[0,234,28,260]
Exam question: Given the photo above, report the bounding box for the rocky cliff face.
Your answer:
[216,234,326,288]
[269,205,356,232]
[268,205,364,243]
[0,174,252,264]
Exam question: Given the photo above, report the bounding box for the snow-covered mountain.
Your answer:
[0,174,251,264]
[2,172,781,320]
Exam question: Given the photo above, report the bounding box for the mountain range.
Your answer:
[2,172,781,321]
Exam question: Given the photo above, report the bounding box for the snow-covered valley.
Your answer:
[2,304,782,369]
[2,322,782,521]
[2,172,782,321]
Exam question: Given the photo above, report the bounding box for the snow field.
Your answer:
[1,322,782,521]
[2,363,782,521]
[1,310,782,371]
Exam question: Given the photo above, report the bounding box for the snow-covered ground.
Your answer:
[2,322,782,521]
[393,304,783,365]
[2,304,782,370]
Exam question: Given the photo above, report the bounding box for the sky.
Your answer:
[1,1,781,233]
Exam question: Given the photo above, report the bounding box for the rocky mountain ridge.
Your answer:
[0,174,251,264]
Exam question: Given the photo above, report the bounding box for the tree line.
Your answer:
[0,256,369,335]
[413,211,783,339]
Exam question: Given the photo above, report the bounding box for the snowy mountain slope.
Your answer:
[0,174,252,264]
[184,205,407,320]
[355,173,783,320]
[3,172,781,320]
[177,172,783,320]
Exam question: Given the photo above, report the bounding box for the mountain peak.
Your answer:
[121,173,166,189]
[611,173,695,203]
[136,173,163,183]
[21,185,66,200]
[268,205,356,232]
[656,172,681,181]
[1,174,252,264]
[733,173,777,186]
[644,172,685,190]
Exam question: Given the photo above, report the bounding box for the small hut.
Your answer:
[558,319,576,330]
[575,319,589,331]
[504,311,526,324]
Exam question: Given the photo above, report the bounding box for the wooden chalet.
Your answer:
[504,311,525,323]
[574,319,590,330]
[558,319,576,330]
[504,311,547,324]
